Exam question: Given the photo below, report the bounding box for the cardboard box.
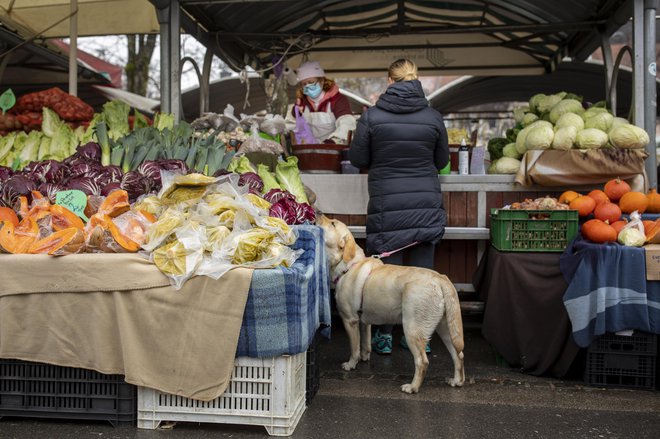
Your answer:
[644,244,660,280]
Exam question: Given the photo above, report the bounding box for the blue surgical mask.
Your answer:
[303,82,322,99]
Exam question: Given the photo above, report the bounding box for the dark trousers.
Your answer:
[377,242,435,335]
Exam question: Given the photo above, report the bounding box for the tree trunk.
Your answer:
[125,34,157,96]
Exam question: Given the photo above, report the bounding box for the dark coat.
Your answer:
[349,79,449,255]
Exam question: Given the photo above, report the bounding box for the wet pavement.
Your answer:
[1,317,659,438]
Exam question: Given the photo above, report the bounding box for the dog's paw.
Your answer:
[341,360,357,371]
[400,383,419,394]
[446,377,465,387]
[360,352,370,362]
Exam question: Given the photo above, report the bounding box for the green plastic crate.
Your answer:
[490,208,579,252]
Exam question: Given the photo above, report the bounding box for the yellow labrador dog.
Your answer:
[318,215,465,393]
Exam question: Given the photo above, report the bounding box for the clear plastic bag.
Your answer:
[150,221,205,290]
[236,123,284,154]
[618,211,646,246]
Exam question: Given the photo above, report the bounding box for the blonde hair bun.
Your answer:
[388,59,418,82]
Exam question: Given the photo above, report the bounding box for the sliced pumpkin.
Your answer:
[646,219,660,244]
[31,190,45,200]
[98,190,130,218]
[16,195,29,219]
[84,195,104,219]
[0,207,19,227]
[50,205,85,231]
[0,217,39,253]
[29,227,85,255]
[107,220,140,252]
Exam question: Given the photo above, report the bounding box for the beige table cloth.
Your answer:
[0,253,253,401]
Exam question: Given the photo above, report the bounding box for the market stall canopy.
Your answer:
[172,0,632,77]
[174,76,371,121]
[428,61,660,117]
[0,0,159,37]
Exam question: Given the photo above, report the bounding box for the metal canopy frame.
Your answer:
[150,0,657,187]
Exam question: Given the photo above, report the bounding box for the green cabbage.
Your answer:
[537,92,567,114]
[554,112,585,131]
[503,143,521,159]
[551,126,577,150]
[0,132,15,163]
[275,156,308,204]
[521,113,539,127]
[584,112,614,132]
[154,112,175,131]
[492,157,521,174]
[41,107,64,138]
[513,107,529,124]
[515,120,553,154]
[618,227,645,247]
[610,117,629,132]
[582,107,609,121]
[608,124,650,149]
[549,99,584,124]
[575,128,609,149]
[528,93,546,113]
[525,125,554,150]
[227,155,256,174]
[18,131,39,166]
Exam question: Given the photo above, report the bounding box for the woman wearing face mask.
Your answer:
[293,61,356,144]
[348,58,449,355]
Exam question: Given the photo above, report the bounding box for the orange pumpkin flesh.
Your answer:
[594,202,621,224]
[588,189,610,206]
[99,190,130,218]
[0,207,19,227]
[582,219,617,243]
[17,195,29,219]
[29,227,85,255]
[0,217,39,253]
[646,189,660,213]
[646,219,660,244]
[559,190,581,204]
[49,205,85,231]
[619,191,649,214]
[643,220,656,233]
[570,195,597,217]
[604,178,631,202]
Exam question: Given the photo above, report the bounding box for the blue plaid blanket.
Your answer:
[560,237,660,348]
[235,224,331,357]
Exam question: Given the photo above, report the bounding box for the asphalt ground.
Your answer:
[1,318,659,438]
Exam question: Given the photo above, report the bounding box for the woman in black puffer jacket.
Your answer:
[348,58,449,355]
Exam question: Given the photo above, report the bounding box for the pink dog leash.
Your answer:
[372,241,419,259]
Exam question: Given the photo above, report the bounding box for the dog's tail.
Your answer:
[440,276,464,355]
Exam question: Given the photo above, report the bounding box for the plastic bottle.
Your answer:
[458,138,469,175]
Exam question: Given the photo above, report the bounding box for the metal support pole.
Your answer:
[156,5,171,114]
[68,0,78,97]
[600,30,614,114]
[169,1,181,122]
[644,0,657,189]
[633,0,645,127]
[201,49,213,115]
[155,0,180,121]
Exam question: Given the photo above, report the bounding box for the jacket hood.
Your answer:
[375,80,429,114]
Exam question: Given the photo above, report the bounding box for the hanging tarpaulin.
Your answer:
[0,0,159,38]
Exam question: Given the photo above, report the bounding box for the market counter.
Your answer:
[0,225,331,402]
[473,246,581,377]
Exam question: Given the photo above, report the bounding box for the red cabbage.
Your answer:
[37,182,66,203]
[0,166,14,182]
[67,177,102,196]
[28,160,64,184]
[1,175,37,207]
[158,159,189,174]
[68,162,101,180]
[101,182,122,197]
[238,172,264,193]
[74,142,102,162]
[137,160,162,185]
[89,165,123,188]
[263,188,297,204]
[269,199,297,224]
[121,171,145,200]
[298,202,316,223]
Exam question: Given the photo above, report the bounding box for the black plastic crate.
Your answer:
[306,332,321,405]
[0,359,136,426]
[585,332,657,390]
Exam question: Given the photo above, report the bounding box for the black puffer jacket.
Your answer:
[349,80,449,255]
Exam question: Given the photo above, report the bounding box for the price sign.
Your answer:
[55,190,89,222]
[0,89,16,115]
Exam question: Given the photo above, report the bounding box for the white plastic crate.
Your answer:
[137,353,306,436]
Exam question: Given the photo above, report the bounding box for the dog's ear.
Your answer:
[342,234,357,263]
